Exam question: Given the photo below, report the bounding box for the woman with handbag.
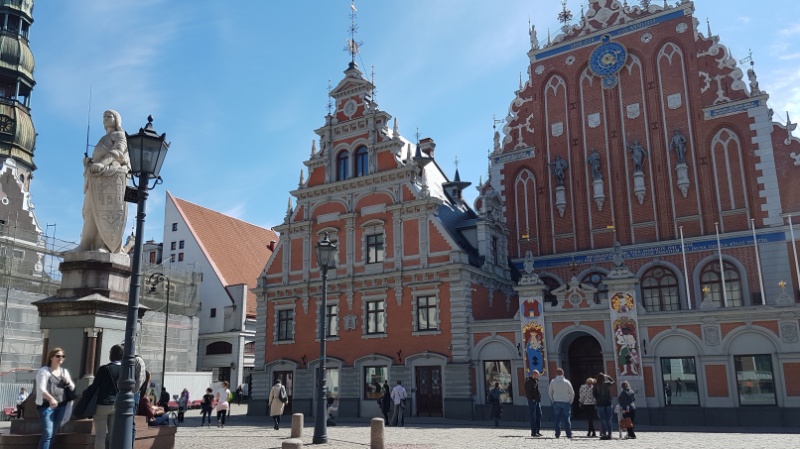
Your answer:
[36,347,75,449]
[268,379,287,430]
[617,381,636,439]
[579,377,597,437]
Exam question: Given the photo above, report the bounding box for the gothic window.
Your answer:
[581,271,608,304]
[336,151,349,181]
[641,266,680,311]
[700,260,743,307]
[355,146,369,177]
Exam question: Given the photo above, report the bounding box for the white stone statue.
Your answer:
[75,110,130,253]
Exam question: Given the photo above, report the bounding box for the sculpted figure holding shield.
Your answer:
[75,110,130,253]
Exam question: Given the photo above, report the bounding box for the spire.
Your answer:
[285,197,293,222]
[345,0,363,66]
[547,28,551,46]
[327,79,333,116]
[393,117,399,139]
[706,17,712,37]
[310,140,317,157]
[519,72,523,90]
[299,169,305,187]
[443,155,471,201]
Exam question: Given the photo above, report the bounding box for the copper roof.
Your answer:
[168,191,277,318]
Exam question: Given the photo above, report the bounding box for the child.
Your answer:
[201,388,214,427]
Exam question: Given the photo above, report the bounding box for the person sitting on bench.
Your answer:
[137,395,169,426]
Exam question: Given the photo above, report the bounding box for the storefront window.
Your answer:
[660,357,699,406]
[483,360,513,403]
[735,355,776,405]
[364,366,387,400]
[316,367,340,400]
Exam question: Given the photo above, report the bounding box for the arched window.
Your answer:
[541,276,560,307]
[206,341,233,355]
[581,271,608,304]
[700,260,743,307]
[641,266,680,311]
[355,146,369,177]
[336,151,349,181]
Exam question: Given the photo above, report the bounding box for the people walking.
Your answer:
[524,369,543,437]
[378,383,392,423]
[268,379,287,430]
[36,347,75,449]
[594,373,615,440]
[215,381,231,428]
[177,389,189,423]
[200,387,214,427]
[90,344,123,449]
[487,382,504,428]
[235,386,243,406]
[579,377,597,437]
[618,381,637,439]
[389,380,407,426]
[548,368,575,439]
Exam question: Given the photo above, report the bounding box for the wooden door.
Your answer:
[567,335,604,419]
[273,371,293,415]
[415,366,443,417]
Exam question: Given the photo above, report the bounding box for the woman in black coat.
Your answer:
[379,383,391,423]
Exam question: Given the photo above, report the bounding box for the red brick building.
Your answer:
[251,0,800,426]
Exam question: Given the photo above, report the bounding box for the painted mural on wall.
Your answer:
[520,297,546,375]
[610,293,640,376]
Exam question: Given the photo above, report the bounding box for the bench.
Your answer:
[2,407,16,421]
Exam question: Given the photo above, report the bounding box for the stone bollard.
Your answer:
[282,438,303,449]
[290,413,304,439]
[370,417,385,449]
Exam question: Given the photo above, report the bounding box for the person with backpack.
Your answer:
[268,379,288,430]
[200,387,214,427]
[90,345,123,449]
[215,381,231,428]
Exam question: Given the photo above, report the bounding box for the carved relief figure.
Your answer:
[549,155,569,186]
[75,110,130,253]
[614,317,639,376]
[670,129,687,164]
[587,149,602,180]
[627,140,647,172]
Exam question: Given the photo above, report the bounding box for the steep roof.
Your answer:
[169,192,277,318]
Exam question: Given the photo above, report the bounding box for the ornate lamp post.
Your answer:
[313,233,338,444]
[149,273,171,390]
[111,116,169,449]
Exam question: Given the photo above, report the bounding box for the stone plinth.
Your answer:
[57,251,132,302]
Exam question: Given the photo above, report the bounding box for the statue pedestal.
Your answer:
[675,163,690,198]
[32,251,143,382]
[633,171,646,204]
[554,186,567,217]
[592,179,605,211]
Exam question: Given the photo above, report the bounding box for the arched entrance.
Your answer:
[566,334,604,418]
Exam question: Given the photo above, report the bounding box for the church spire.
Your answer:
[346,0,362,67]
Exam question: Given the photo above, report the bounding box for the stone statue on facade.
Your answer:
[74,110,130,253]
[587,149,602,180]
[549,155,569,186]
[670,129,687,164]
[627,140,647,172]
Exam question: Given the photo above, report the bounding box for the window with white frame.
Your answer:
[277,309,294,341]
[326,304,339,337]
[366,233,384,264]
[415,295,438,332]
[365,299,386,334]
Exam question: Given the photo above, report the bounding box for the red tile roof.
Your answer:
[168,192,277,318]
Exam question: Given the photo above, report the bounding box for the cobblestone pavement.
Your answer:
[170,407,800,449]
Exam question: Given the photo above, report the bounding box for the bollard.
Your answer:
[291,413,304,439]
[370,417,385,449]
[282,438,303,449]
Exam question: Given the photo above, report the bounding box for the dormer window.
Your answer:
[337,151,350,181]
[355,146,369,177]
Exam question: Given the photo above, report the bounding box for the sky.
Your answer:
[27,0,800,250]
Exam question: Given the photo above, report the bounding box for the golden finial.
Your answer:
[779,280,786,292]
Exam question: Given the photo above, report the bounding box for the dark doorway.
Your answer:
[273,371,293,415]
[415,366,443,417]
[567,335,604,419]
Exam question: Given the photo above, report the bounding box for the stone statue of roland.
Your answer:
[74,110,130,253]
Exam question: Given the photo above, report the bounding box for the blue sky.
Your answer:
[29,0,800,248]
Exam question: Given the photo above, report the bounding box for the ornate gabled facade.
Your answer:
[249,61,515,419]
[475,0,800,426]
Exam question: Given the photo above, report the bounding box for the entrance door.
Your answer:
[567,335,604,419]
[273,371,293,415]
[414,366,443,417]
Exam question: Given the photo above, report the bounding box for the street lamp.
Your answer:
[111,116,169,449]
[149,273,171,391]
[313,232,338,444]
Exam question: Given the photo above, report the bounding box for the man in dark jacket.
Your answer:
[524,369,543,437]
[91,344,123,449]
[159,387,171,409]
[594,373,615,440]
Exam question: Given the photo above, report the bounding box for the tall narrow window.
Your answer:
[641,266,680,311]
[700,260,743,307]
[277,309,294,341]
[484,361,513,404]
[355,146,369,177]
[735,355,776,405]
[416,296,438,331]
[326,304,339,337]
[366,300,386,334]
[366,234,384,264]
[337,151,349,181]
[660,357,699,406]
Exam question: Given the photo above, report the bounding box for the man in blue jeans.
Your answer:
[524,370,543,437]
[595,373,615,440]
[547,368,575,439]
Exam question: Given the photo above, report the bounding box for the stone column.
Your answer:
[515,252,550,377]
[40,328,49,366]
[83,327,102,378]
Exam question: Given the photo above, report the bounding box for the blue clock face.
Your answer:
[589,36,628,78]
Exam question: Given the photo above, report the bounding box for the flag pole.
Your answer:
[750,218,765,305]
[790,215,800,301]
[715,222,728,307]
[679,226,692,309]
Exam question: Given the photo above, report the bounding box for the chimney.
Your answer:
[419,137,436,158]
[268,240,277,251]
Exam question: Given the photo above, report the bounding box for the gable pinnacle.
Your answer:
[311,140,317,157]
[345,0,362,65]
[706,17,712,37]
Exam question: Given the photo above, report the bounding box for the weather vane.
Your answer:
[557,0,573,33]
[345,0,363,64]
[327,79,333,115]
[640,0,651,9]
